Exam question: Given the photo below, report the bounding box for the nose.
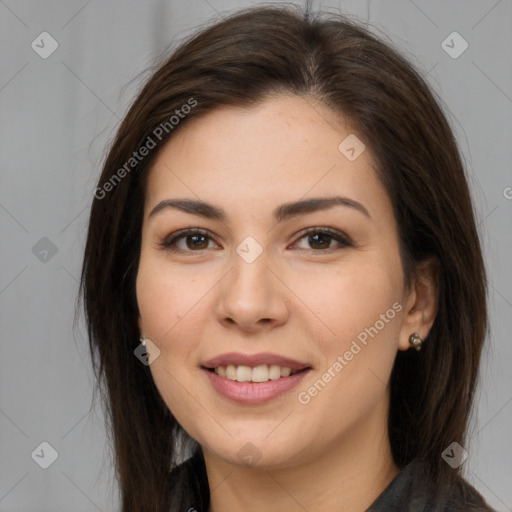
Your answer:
[214,248,290,334]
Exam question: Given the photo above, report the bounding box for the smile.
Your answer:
[210,364,301,382]
[202,365,311,404]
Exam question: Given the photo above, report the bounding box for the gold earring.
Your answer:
[409,332,423,351]
[139,335,146,347]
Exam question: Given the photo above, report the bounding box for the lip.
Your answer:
[201,352,311,371]
[203,367,311,404]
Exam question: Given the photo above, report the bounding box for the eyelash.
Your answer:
[160,227,352,254]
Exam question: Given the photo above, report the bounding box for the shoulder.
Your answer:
[442,474,496,512]
[367,459,496,512]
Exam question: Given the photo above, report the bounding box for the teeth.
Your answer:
[226,364,237,380]
[252,365,269,382]
[269,364,281,380]
[280,367,291,377]
[236,365,252,382]
[213,364,300,382]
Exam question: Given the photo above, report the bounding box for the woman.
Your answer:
[80,4,494,511]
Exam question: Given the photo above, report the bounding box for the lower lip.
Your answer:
[202,368,311,404]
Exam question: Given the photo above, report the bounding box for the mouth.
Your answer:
[200,353,312,404]
[203,364,307,383]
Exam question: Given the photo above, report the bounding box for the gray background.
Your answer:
[0,0,511,510]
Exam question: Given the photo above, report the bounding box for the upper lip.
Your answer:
[201,352,311,371]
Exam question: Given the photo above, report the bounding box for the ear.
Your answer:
[397,257,439,351]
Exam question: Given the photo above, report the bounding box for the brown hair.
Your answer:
[80,5,488,511]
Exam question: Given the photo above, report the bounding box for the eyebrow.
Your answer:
[148,196,371,222]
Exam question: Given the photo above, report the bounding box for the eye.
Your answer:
[292,228,352,251]
[161,229,219,252]
[160,227,352,254]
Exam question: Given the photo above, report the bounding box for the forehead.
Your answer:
[145,94,386,219]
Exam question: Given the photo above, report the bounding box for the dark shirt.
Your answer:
[168,448,496,511]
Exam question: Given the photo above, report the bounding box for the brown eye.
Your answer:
[161,229,219,252]
[293,228,352,251]
[308,233,332,250]
[161,227,351,254]
[184,234,209,250]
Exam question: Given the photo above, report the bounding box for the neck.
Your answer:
[204,408,399,512]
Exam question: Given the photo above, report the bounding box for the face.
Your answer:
[136,94,416,469]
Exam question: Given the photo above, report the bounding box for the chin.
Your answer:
[201,429,311,470]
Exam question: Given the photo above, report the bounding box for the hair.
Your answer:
[79,4,488,511]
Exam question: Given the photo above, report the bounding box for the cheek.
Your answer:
[292,255,403,346]
[136,255,222,381]
[136,255,202,342]
[294,288,401,433]
[136,265,178,339]
[136,259,208,426]
[295,255,404,401]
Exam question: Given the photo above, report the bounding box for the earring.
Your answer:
[409,332,423,351]
[139,335,146,347]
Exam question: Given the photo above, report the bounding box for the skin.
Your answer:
[136,94,437,512]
